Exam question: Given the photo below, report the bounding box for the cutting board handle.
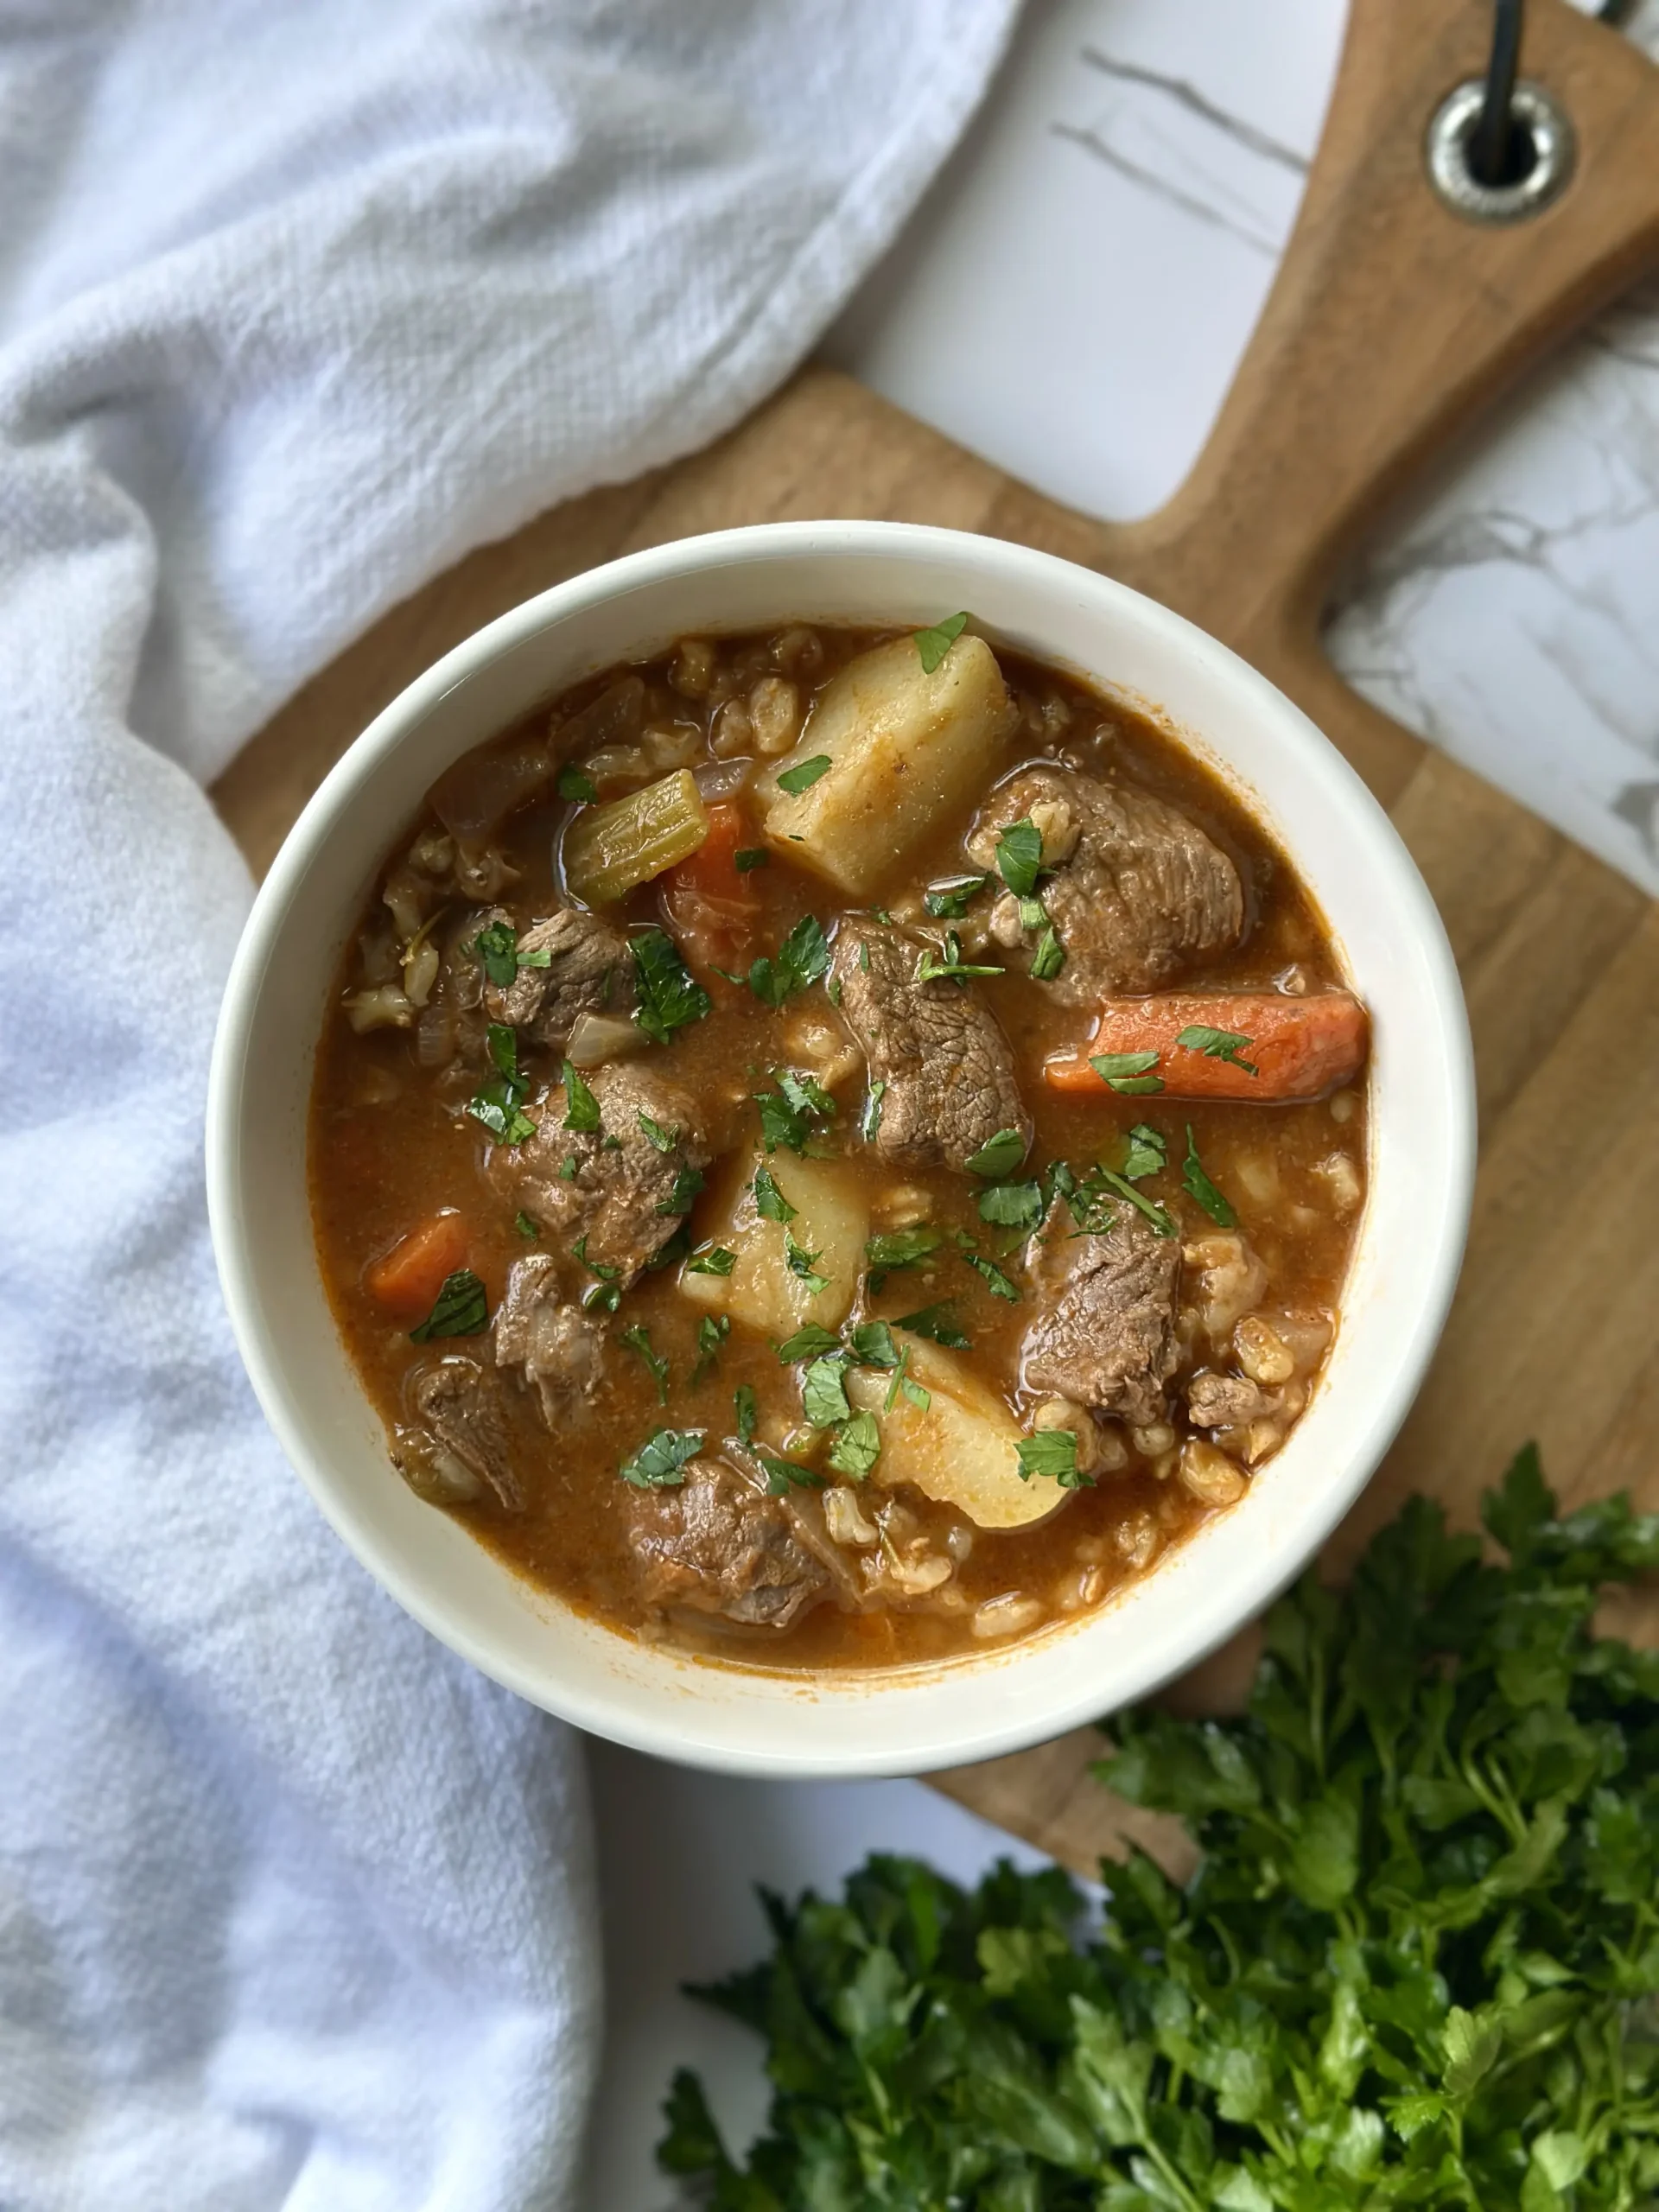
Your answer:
[1101,0,1659,783]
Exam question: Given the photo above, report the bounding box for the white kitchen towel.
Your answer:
[0,3,1020,2207]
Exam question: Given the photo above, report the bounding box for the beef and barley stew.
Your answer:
[310,618,1369,1669]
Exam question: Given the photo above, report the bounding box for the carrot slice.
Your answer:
[365,1211,471,1316]
[659,799,761,974]
[1046,992,1369,1103]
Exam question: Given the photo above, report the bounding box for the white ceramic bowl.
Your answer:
[207,521,1474,1777]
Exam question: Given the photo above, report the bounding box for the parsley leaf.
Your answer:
[467,1025,536,1145]
[561,1059,601,1132]
[513,1210,539,1239]
[556,763,597,803]
[620,1324,671,1405]
[748,914,831,1008]
[864,1225,942,1294]
[733,847,770,874]
[657,1166,704,1217]
[1181,1123,1238,1227]
[775,754,832,796]
[637,1110,677,1152]
[408,1269,488,1343]
[912,611,969,673]
[1016,1428,1090,1487]
[881,1344,931,1413]
[800,1357,852,1428]
[828,1410,881,1479]
[914,930,1004,985]
[1178,1021,1259,1076]
[683,1243,737,1277]
[924,874,988,919]
[994,817,1044,898]
[632,927,712,1046]
[1090,1049,1165,1096]
[754,1449,824,1496]
[895,1300,969,1349]
[1029,923,1065,981]
[618,1427,702,1488]
[690,1313,728,1384]
[1121,1122,1168,1180]
[753,1166,797,1224]
[783,1230,829,1295]
[1096,1165,1176,1237]
[733,1382,758,1443]
[860,1079,886,1143]
[572,1232,622,1313]
[468,919,521,989]
[960,1247,1020,1303]
[849,1320,899,1370]
[977,1179,1045,1231]
[964,1127,1027,1178]
[776,1323,842,1363]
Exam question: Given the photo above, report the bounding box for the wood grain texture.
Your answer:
[211,0,1659,1880]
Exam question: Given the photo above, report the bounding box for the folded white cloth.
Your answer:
[0,3,1019,2205]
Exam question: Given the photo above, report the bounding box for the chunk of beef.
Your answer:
[502,1060,710,1283]
[485,907,632,1047]
[398,1357,522,1510]
[830,916,1028,1172]
[1186,1371,1276,1428]
[626,1459,830,1629]
[493,1255,605,1424]
[1023,1208,1181,1427]
[966,766,1243,1004]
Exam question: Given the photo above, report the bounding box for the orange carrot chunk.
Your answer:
[659,798,762,975]
[365,1211,471,1316]
[1046,992,1369,1103]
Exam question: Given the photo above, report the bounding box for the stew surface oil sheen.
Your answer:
[309,620,1368,1671]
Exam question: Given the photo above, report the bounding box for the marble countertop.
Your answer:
[587,6,1659,2198]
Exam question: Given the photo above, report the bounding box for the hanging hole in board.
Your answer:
[1424,79,1575,224]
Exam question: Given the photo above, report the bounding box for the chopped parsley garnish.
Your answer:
[561,1059,601,1132]
[572,1233,622,1313]
[690,1313,729,1384]
[733,847,770,873]
[1029,924,1065,982]
[753,1165,797,1224]
[1058,1163,1116,1235]
[1017,894,1047,931]
[895,1300,969,1349]
[960,1246,1020,1303]
[914,931,1004,986]
[558,1154,580,1181]
[620,1323,671,1405]
[864,1225,943,1294]
[408,1269,488,1343]
[777,1323,842,1363]
[825,975,842,1007]
[1122,1122,1168,1180]
[964,1127,1027,1178]
[754,1449,824,1496]
[1177,1021,1259,1075]
[857,942,869,973]
[1015,1428,1092,1488]
[632,926,712,1046]
[850,1320,899,1370]
[924,874,988,919]
[556,764,598,803]
[860,1079,886,1142]
[883,1345,931,1413]
[801,1357,852,1428]
[469,919,547,990]
[637,1110,677,1152]
[827,1410,881,1480]
[467,1024,536,1145]
[657,1164,705,1217]
[684,1243,737,1277]
[1181,1123,1238,1227]
[776,754,833,797]
[1090,1049,1165,1096]
[748,913,831,1008]
[784,1230,829,1295]
[618,1427,702,1489]
[647,1225,691,1272]
[994,817,1044,898]
[513,1210,538,1239]
[733,1382,758,1444]
[912,611,969,674]
[977,1178,1045,1232]
[1096,1165,1177,1237]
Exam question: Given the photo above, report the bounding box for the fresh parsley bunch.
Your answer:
[658,1452,1659,2209]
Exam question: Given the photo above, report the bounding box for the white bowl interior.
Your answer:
[208,523,1474,1777]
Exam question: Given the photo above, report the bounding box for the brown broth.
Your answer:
[308,625,1367,1671]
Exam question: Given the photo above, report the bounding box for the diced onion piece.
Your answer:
[563,769,709,905]
[759,634,1018,898]
[564,1012,650,1070]
[679,1151,868,1334]
[846,1340,1060,1532]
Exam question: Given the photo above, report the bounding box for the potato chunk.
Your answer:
[759,634,1018,898]
[847,1339,1061,1531]
[679,1151,868,1336]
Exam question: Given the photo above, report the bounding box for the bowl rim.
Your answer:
[207,518,1476,1776]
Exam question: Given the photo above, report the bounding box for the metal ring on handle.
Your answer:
[1424,79,1576,224]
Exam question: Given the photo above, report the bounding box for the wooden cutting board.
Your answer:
[214,0,1659,1878]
